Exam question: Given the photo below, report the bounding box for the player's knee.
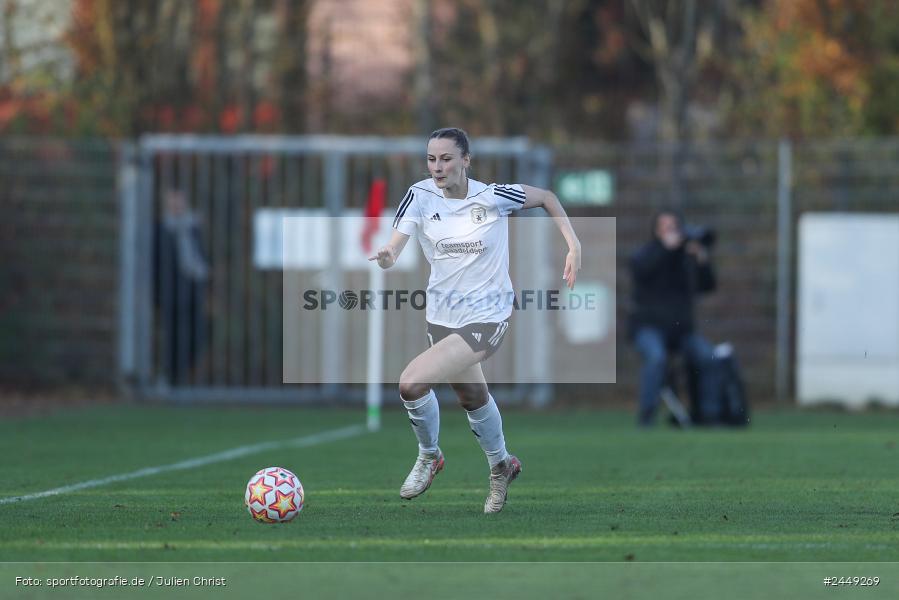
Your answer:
[454,382,488,411]
[398,370,429,401]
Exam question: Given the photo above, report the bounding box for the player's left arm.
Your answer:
[520,185,581,290]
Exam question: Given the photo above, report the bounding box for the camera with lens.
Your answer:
[682,224,716,248]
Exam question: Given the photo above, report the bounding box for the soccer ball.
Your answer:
[244,467,304,523]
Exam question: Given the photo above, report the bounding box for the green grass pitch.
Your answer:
[1,403,897,563]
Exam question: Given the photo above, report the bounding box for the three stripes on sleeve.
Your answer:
[493,184,525,206]
[393,188,415,229]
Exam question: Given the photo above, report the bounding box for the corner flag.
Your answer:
[362,178,387,432]
[361,178,386,254]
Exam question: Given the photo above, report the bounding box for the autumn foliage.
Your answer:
[0,0,897,139]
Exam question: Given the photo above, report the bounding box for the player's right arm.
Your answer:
[368,229,410,269]
[370,185,420,269]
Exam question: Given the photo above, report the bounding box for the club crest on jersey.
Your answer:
[470,206,487,224]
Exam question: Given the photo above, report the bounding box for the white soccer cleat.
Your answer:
[400,449,445,499]
[484,455,522,514]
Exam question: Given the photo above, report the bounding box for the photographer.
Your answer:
[629,209,718,426]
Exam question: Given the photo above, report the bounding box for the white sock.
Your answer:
[403,389,440,456]
[466,394,509,469]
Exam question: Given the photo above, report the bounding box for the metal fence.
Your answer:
[4,135,899,405]
[0,138,120,386]
[120,135,553,404]
[555,138,899,403]
[552,140,784,402]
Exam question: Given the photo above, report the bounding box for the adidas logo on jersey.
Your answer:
[471,332,482,343]
[430,213,441,221]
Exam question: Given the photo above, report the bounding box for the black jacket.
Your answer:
[628,238,716,346]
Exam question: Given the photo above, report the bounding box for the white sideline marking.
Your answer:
[0,424,366,506]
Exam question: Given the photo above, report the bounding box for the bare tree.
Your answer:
[626,0,732,205]
[627,0,728,143]
[0,0,19,83]
[411,0,436,134]
[275,0,310,132]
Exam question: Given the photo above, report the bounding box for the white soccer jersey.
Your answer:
[393,177,527,328]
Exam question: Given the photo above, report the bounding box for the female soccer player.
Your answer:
[369,128,581,514]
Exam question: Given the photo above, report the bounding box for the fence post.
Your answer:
[134,141,156,396]
[117,142,139,394]
[775,139,793,403]
[520,146,554,407]
[322,152,345,399]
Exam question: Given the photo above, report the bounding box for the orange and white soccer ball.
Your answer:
[245,467,304,523]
